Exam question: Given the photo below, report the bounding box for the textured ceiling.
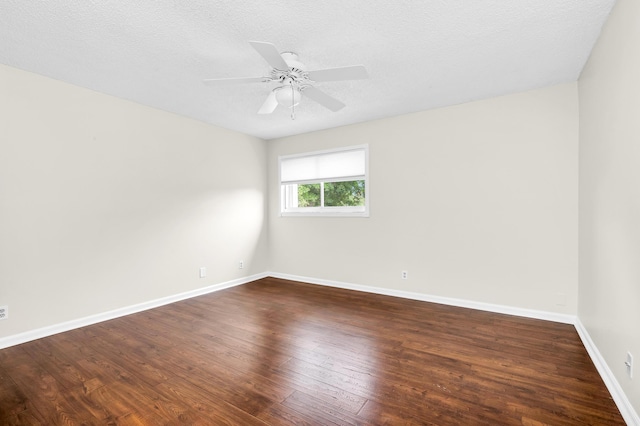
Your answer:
[0,1,616,140]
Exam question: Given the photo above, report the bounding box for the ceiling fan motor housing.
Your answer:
[271,52,309,87]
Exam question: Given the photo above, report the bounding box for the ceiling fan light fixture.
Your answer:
[275,85,301,108]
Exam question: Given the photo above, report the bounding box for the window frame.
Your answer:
[279,145,369,217]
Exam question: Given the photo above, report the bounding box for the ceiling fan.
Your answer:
[203,41,369,119]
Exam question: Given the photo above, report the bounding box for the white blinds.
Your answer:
[280,148,366,184]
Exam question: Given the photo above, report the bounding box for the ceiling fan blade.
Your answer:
[203,76,266,85]
[249,41,289,71]
[258,91,278,114]
[307,65,368,82]
[303,86,346,112]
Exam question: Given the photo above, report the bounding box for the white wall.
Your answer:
[268,83,579,315]
[0,64,268,338]
[579,0,640,415]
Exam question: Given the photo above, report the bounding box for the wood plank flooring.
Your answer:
[0,277,624,425]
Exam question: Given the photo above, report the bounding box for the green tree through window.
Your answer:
[297,183,321,207]
[324,180,365,206]
[298,180,365,207]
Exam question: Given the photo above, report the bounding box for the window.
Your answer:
[279,145,369,217]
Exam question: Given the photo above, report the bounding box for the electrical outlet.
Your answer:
[199,267,206,278]
[239,260,244,269]
[401,271,408,280]
[0,306,8,320]
[625,352,633,379]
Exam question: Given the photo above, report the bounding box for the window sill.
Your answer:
[280,210,370,218]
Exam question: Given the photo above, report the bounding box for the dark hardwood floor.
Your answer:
[0,277,624,425]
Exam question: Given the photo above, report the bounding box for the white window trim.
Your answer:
[279,145,369,217]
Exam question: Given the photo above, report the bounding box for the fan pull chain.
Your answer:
[290,84,296,120]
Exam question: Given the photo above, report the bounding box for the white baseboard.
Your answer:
[0,272,574,350]
[0,272,268,350]
[268,272,576,324]
[575,319,639,426]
